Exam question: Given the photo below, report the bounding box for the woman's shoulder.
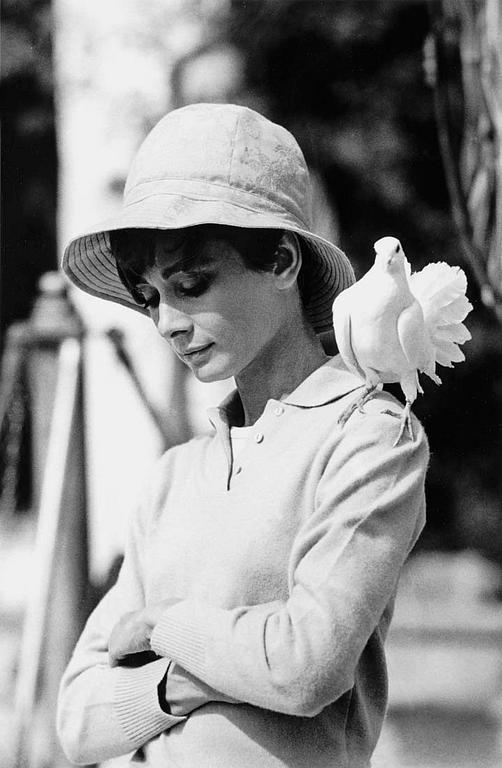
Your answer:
[287,355,429,454]
[329,388,430,472]
[346,388,426,435]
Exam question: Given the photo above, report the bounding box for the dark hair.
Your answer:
[109,224,310,307]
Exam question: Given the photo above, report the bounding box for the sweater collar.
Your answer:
[282,355,364,408]
[207,355,364,430]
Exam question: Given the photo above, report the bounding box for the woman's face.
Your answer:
[132,229,291,382]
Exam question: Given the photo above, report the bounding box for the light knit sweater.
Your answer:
[57,356,428,767]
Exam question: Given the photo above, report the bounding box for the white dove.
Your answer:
[332,236,472,444]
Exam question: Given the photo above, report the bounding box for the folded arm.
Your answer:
[150,408,428,717]
[57,461,237,766]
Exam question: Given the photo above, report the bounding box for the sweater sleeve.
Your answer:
[150,406,429,717]
[57,455,235,766]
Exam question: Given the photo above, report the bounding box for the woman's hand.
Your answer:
[108,609,152,667]
[108,599,180,667]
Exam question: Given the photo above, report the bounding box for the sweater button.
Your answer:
[254,432,264,443]
[274,405,284,416]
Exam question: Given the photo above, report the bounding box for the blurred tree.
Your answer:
[429,0,502,321]
[227,0,450,270]
[0,0,57,341]
[424,0,502,560]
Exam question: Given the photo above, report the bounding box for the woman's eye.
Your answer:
[132,283,159,308]
[176,274,211,298]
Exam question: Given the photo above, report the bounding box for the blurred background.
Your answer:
[1,1,501,766]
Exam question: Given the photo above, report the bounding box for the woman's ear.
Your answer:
[273,232,302,289]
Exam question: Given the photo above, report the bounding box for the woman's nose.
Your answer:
[156,301,193,339]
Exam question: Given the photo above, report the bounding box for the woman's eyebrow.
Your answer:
[159,254,215,281]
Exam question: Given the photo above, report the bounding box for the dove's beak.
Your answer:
[386,244,401,266]
[377,250,394,267]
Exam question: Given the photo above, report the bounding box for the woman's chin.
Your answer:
[188,359,234,384]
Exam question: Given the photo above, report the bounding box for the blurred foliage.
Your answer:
[0,0,57,335]
[428,0,502,319]
[227,0,452,270]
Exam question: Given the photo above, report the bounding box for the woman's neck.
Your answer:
[235,319,329,426]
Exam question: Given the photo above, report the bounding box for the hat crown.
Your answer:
[124,103,312,229]
[63,102,355,335]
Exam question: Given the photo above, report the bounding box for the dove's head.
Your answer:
[373,237,406,275]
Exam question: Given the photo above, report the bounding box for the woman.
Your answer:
[57,103,428,767]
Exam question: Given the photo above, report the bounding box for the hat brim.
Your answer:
[62,194,355,334]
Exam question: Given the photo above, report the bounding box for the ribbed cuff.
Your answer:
[150,601,208,678]
[150,599,285,709]
[114,657,185,746]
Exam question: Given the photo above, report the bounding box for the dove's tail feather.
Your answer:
[409,262,472,374]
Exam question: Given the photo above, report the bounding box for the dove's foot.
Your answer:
[386,401,414,446]
[338,384,381,428]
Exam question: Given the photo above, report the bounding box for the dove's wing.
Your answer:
[332,292,366,380]
[396,300,428,371]
[396,301,429,403]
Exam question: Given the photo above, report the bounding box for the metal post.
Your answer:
[27,272,84,506]
[13,273,89,768]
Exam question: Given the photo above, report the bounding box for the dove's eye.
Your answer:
[394,244,401,254]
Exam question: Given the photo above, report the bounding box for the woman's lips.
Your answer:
[181,343,214,362]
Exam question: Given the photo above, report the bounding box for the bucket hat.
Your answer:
[62,103,355,334]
